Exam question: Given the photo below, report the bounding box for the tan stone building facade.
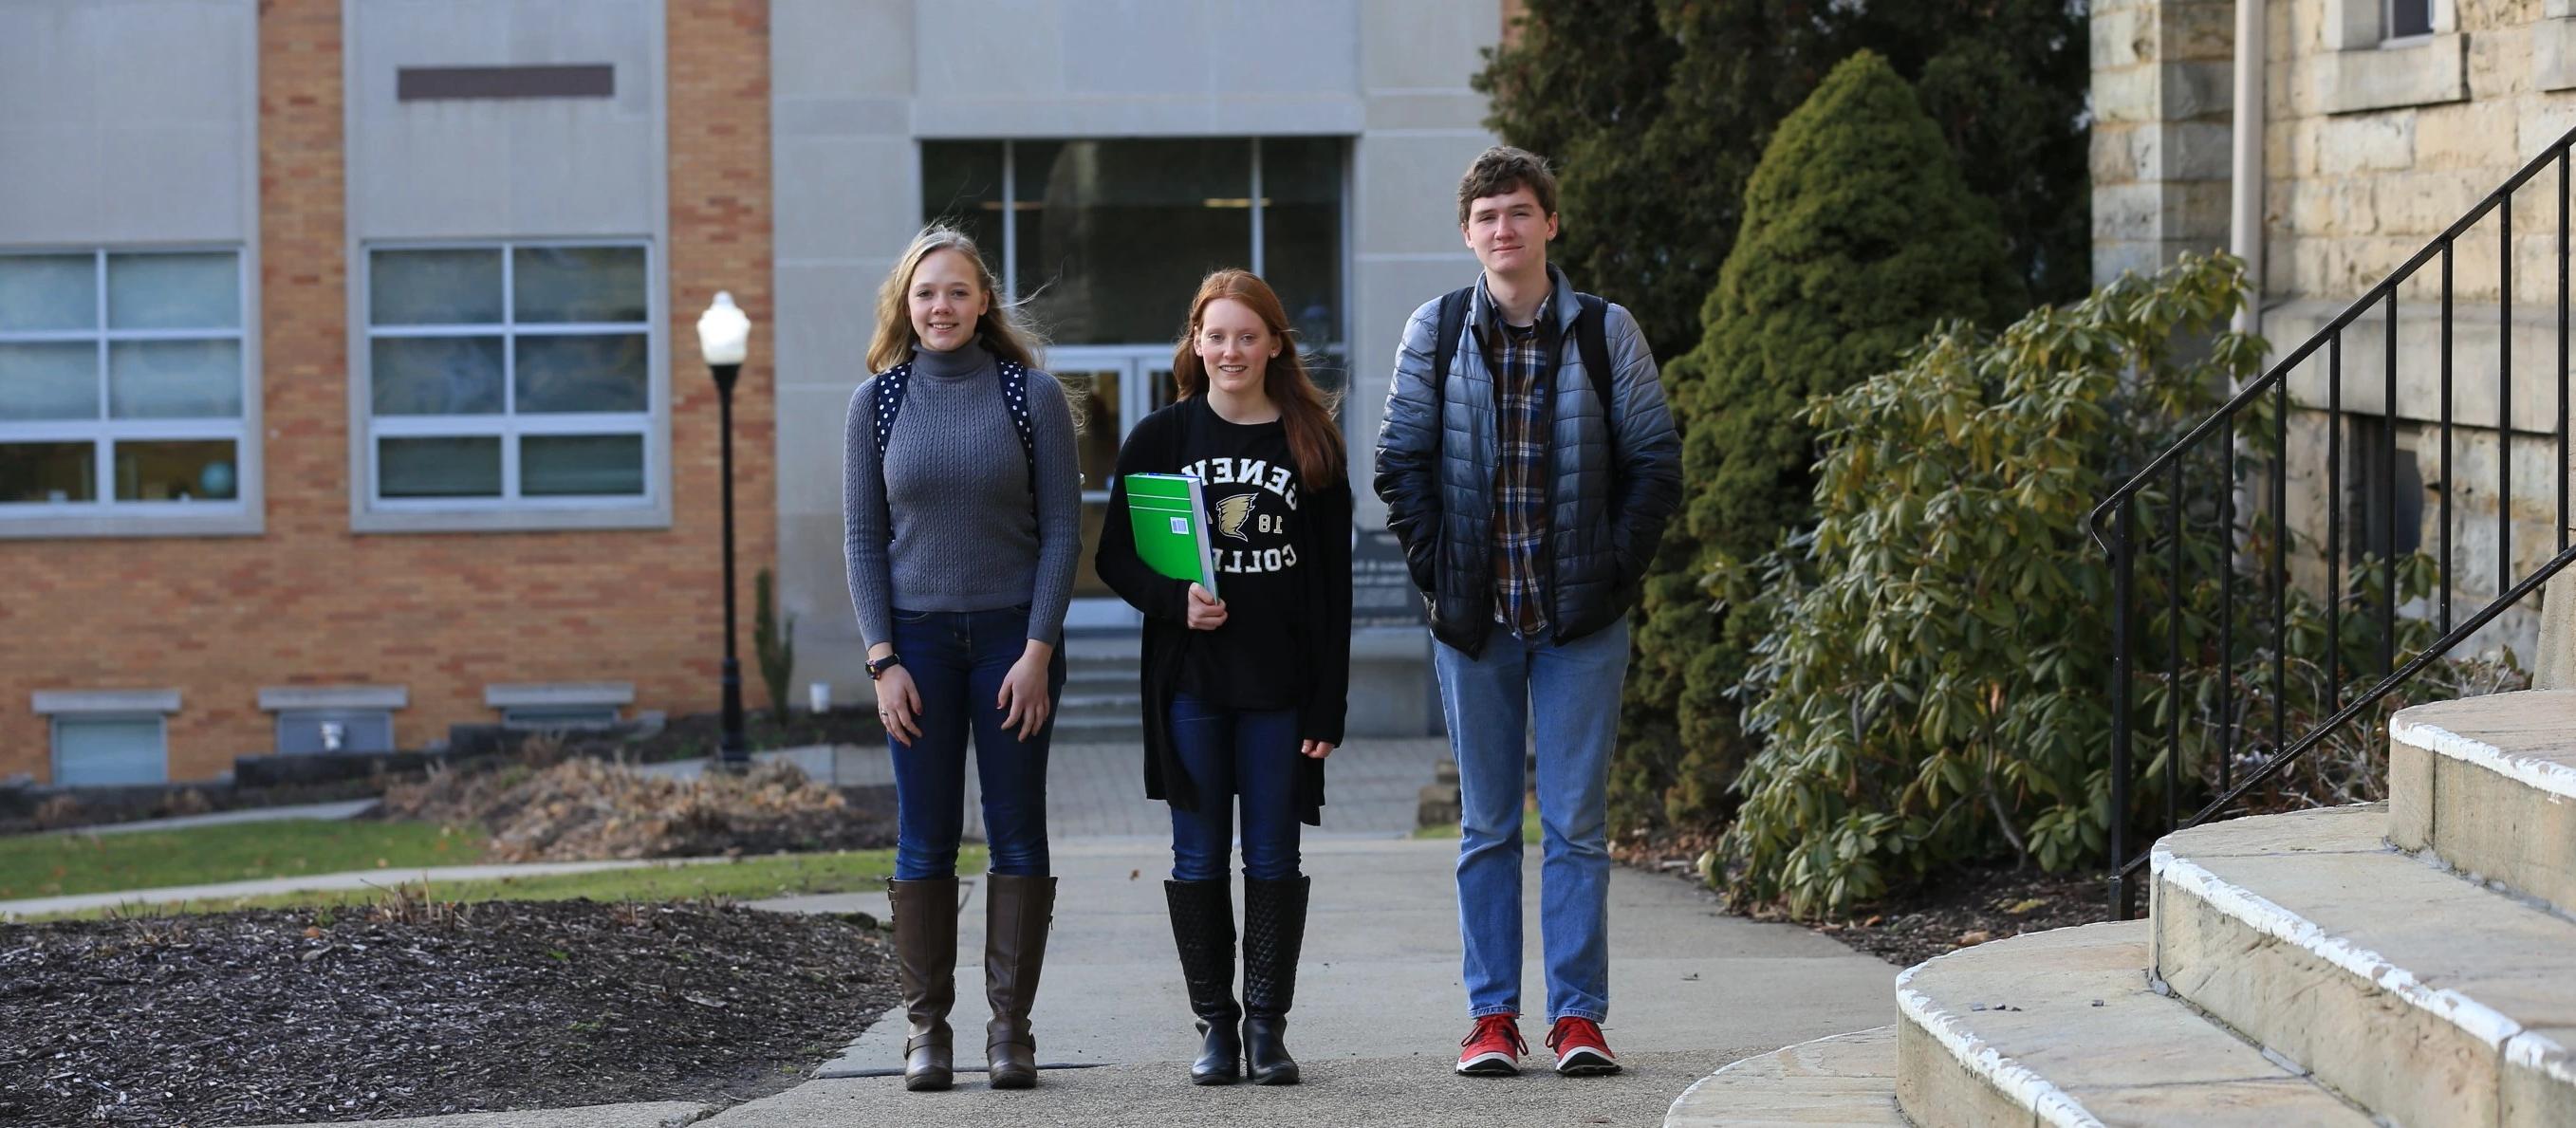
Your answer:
[2098,0,2576,673]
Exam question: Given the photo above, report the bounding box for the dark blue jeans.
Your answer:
[1168,691,1304,882]
[885,604,1065,880]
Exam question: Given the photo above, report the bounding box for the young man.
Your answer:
[1373,147,1681,1078]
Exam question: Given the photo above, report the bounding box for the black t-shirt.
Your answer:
[1174,397,1317,711]
[1095,394,1353,748]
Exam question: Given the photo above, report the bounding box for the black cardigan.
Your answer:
[1093,398,1354,825]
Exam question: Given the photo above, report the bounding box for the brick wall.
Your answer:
[0,0,773,783]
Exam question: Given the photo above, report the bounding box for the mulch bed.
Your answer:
[1785,865,2112,968]
[1621,835,2113,969]
[0,899,897,1126]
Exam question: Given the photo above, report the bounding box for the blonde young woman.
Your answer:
[1095,269,1353,1086]
[843,226,1081,1091]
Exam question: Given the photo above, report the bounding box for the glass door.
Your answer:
[1052,346,1177,630]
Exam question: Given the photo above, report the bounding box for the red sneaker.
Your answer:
[1545,1017,1621,1076]
[1455,1013,1527,1076]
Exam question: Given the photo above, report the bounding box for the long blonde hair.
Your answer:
[867,226,1045,374]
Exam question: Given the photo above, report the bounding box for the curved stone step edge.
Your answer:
[1895,960,2108,1128]
[2390,703,2576,919]
[2151,841,2576,1093]
[2392,710,2576,803]
[1661,1026,1904,1128]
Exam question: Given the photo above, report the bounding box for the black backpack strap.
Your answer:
[995,358,1039,497]
[1430,286,1473,391]
[1574,293,1612,391]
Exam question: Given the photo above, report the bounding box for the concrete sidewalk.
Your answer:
[36,798,383,837]
[723,837,1892,1127]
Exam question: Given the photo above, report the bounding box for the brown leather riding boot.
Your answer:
[982,873,1057,1088]
[887,877,960,1091]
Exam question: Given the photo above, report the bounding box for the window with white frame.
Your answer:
[2386,0,2435,40]
[363,242,655,508]
[0,250,248,514]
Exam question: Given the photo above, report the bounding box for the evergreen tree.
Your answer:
[1474,0,1829,365]
[1474,1,2088,361]
[1844,4,2095,303]
[1475,3,2090,834]
[1629,50,2021,825]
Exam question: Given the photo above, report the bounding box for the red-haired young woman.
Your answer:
[1095,268,1353,1087]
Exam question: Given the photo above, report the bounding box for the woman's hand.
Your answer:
[997,641,1055,741]
[1185,583,1229,631]
[1300,740,1336,760]
[876,665,923,746]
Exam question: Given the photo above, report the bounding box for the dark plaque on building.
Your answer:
[1351,527,1426,629]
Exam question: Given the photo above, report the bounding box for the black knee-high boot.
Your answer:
[1164,878,1244,1084]
[1240,875,1310,1085]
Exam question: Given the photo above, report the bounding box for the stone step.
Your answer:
[2389,690,2576,913]
[1063,663,1136,689]
[1049,714,1141,745]
[1057,691,1142,715]
[1896,920,2373,1128]
[2152,804,2576,1127]
[1662,1026,1905,1127]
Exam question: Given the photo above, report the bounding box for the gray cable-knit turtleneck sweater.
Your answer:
[842,341,1083,651]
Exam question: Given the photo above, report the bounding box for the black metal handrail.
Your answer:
[2087,124,2576,917]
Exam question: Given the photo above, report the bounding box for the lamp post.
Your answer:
[695,291,752,771]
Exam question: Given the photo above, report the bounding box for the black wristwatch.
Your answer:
[867,654,903,681]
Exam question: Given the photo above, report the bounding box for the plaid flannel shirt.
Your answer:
[1486,300,1554,637]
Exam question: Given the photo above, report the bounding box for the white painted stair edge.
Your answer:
[2392,710,2576,801]
[1893,920,2369,1127]
[2152,844,2551,1069]
[2151,805,2576,1126]
[1895,968,2103,1128]
[2387,692,2576,915]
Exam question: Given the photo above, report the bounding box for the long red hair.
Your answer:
[1170,269,1344,486]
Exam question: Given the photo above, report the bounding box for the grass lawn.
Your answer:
[21,845,986,923]
[0,819,488,900]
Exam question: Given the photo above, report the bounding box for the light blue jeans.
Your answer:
[1435,617,1628,1024]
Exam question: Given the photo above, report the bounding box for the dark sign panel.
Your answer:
[1351,527,1426,629]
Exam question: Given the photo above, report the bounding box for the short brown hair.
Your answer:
[1456,146,1559,227]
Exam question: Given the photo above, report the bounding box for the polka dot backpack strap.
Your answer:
[869,361,913,543]
[995,358,1037,497]
[870,361,914,463]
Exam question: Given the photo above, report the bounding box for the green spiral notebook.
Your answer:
[1124,472,1219,599]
